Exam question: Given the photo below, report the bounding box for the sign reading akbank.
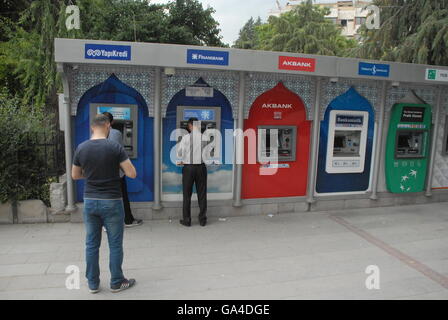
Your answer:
[278,56,316,72]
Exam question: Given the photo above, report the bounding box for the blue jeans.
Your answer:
[83,199,125,289]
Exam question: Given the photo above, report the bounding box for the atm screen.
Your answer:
[334,136,344,148]
[91,103,138,158]
[258,126,296,162]
[333,130,361,157]
[395,130,424,158]
[183,109,215,121]
[97,106,131,120]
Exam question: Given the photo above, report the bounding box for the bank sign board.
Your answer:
[335,114,364,127]
[400,106,425,123]
[187,49,229,66]
[278,56,316,72]
[426,68,448,82]
[358,62,390,77]
[85,44,131,61]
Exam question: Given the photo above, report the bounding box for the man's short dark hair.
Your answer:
[187,117,199,126]
[103,111,113,123]
[91,114,110,127]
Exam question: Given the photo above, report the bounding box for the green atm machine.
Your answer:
[385,102,432,193]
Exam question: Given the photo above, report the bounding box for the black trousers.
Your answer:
[120,177,135,224]
[182,164,207,223]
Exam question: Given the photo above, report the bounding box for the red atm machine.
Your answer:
[242,82,311,199]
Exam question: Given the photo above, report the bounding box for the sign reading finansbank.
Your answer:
[187,49,229,66]
[358,62,390,77]
[85,44,131,60]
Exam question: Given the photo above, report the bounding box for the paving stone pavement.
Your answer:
[1,202,448,300]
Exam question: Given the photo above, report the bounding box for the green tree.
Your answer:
[233,17,262,49]
[351,0,448,66]
[69,0,223,45]
[0,88,54,207]
[254,0,356,56]
[0,0,66,108]
[0,0,224,111]
[162,0,223,46]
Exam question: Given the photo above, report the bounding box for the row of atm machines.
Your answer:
[87,95,431,195]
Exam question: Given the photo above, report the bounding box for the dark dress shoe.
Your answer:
[179,219,191,227]
[199,219,207,227]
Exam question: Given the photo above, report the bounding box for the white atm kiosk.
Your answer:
[325,110,369,173]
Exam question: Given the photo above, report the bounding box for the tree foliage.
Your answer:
[0,88,54,205]
[233,17,262,49]
[350,0,448,66]
[233,1,356,56]
[0,0,224,111]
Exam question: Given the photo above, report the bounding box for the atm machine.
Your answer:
[315,87,375,194]
[175,105,221,162]
[257,126,297,162]
[385,103,432,193]
[90,103,138,158]
[325,111,369,173]
[242,81,311,199]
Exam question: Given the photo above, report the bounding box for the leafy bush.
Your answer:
[0,88,55,205]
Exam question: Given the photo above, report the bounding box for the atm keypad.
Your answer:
[332,160,360,168]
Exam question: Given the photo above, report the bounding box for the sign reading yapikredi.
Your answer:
[85,43,131,60]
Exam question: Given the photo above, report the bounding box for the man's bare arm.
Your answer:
[120,159,137,179]
[72,165,84,180]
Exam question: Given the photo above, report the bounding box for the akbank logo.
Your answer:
[278,56,316,72]
[85,44,131,61]
[187,49,229,66]
[358,62,390,77]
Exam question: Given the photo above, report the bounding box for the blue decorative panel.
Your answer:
[316,87,375,193]
[68,65,154,116]
[162,69,239,119]
[74,74,154,202]
[162,78,234,195]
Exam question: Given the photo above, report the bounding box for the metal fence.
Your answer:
[21,130,66,181]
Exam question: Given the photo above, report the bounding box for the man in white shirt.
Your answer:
[177,117,208,227]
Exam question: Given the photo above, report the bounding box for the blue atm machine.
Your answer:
[74,74,154,202]
[316,87,375,194]
[90,103,139,159]
[161,78,234,198]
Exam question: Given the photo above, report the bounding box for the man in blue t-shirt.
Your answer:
[72,114,137,294]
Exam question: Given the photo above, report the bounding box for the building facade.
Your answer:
[269,0,372,39]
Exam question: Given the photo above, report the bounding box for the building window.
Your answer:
[341,19,348,27]
[355,17,366,25]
